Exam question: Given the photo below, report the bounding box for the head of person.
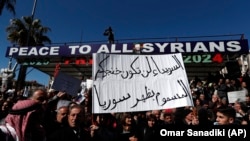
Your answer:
[146,114,156,127]
[93,114,102,125]
[1,100,13,112]
[183,109,194,122]
[93,113,114,128]
[202,100,209,109]
[246,94,250,104]
[56,106,69,123]
[234,99,248,113]
[163,113,173,124]
[121,113,133,126]
[195,98,202,106]
[5,99,45,141]
[29,88,48,105]
[151,110,161,120]
[221,97,228,105]
[211,94,219,102]
[67,104,83,128]
[216,107,236,125]
[29,89,48,113]
[199,93,205,101]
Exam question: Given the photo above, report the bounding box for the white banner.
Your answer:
[227,90,246,103]
[92,53,193,113]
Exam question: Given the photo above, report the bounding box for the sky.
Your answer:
[0,0,250,86]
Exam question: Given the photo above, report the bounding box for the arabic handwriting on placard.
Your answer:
[172,55,184,70]
[157,79,190,106]
[177,79,193,102]
[157,93,188,106]
[93,85,131,111]
[111,93,131,110]
[126,56,141,79]
[130,79,190,108]
[150,55,183,75]
[93,85,111,110]
[140,57,152,77]
[93,79,191,111]
[131,86,156,108]
[94,54,184,80]
[94,55,110,80]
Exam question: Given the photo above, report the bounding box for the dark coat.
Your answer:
[47,126,91,141]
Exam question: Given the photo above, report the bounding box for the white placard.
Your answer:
[92,53,193,113]
[227,90,246,103]
[86,79,93,89]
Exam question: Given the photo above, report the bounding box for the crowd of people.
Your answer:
[0,73,250,141]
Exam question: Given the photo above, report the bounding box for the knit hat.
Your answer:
[9,99,41,115]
